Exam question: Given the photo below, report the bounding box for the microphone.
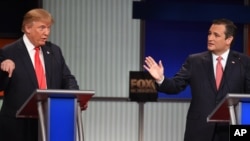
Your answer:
[233,53,244,74]
[233,53,240,58]
[45,41,54,55]
[44,41,62,67]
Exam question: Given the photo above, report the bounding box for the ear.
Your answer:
[226,36,233,45]
[24,24,32,34]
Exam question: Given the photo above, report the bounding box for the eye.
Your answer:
[38,25,46,30]
[214,33,220,37]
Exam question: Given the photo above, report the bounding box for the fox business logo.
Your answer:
[130,79,157,93]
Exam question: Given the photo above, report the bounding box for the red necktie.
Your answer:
[216,56,223,90]
[34,47,47,89]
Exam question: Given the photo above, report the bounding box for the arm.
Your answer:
[1,59,15,78]
[144,56,190,94]
[0,49,15,90]
[49,44,79,90]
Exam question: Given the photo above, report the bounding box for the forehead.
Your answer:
[209,24,226,35]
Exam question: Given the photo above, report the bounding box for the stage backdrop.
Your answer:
[133,0,249,99]
[144,20,244,99]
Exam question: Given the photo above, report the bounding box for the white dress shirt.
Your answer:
[212,49,229,78]
[23,34,46,70]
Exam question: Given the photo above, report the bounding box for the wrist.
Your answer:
[156,75,164,84]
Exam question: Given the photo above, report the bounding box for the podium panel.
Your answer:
[16,89,94,118]
[16,89,94,141]
[49,98,76,141]
[241,103,250,124]
[207,93,250,125]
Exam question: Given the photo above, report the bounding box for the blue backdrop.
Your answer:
[133,0,248,99]
[144,20,244,99]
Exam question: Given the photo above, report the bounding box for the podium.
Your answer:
[16,89,94,141]
[207,93,250,125]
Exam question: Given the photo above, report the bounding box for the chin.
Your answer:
[40,42,46,46]
[207,46,214,51]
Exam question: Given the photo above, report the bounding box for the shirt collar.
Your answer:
[23,34,37,52]
[212,49,230,62]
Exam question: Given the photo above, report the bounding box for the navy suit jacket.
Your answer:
[0,38,79,140]
[157,50,250,141]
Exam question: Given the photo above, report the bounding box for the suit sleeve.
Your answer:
[0,49,10,90]
[157,56,191,94]
[51,45,79,90]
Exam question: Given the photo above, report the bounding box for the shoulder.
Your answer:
[230,50,250,60]
[229,50,250,67]
[43,41,62,54]
[44,41,61,50]
[187,51,210,60]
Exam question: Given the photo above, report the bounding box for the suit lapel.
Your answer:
[200,51,240,98]
[16,39,38,87]
[41,44,53,88]
[219,51,238,96]
[202,52,217,93]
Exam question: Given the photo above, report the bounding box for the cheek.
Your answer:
[29,29,38,35]
[217,43,226,49]
[216,39,226,46]
[31,31,43,39]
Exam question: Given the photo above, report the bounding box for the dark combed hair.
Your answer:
[212,18,237,40]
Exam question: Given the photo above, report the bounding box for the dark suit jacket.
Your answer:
[0,38,79,141]
[157,50,250,141]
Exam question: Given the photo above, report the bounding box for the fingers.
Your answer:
[145,56,157,67]
[81,102,88,110]
[143,65,150,71]
[8,69,14,78]
[144,56,165,81]
[1,59,15,78]
[145,56,156,64]
[159,60,163,68]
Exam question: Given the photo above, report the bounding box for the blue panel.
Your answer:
[49,98,75,141]
[241,102,250,124]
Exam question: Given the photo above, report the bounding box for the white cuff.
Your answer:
[156,76,164,85]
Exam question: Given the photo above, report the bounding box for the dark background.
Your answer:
[0,0,42,38]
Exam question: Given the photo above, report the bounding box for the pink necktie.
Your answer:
[34,47,47,89]
[216,56,223,90]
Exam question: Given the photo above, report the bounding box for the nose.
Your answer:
[208,34,213,41]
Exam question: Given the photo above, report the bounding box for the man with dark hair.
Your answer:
[144,18,250,141]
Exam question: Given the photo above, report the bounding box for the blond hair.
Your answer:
[22,8,54,32]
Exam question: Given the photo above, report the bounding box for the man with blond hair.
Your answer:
[0,8,79,141]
